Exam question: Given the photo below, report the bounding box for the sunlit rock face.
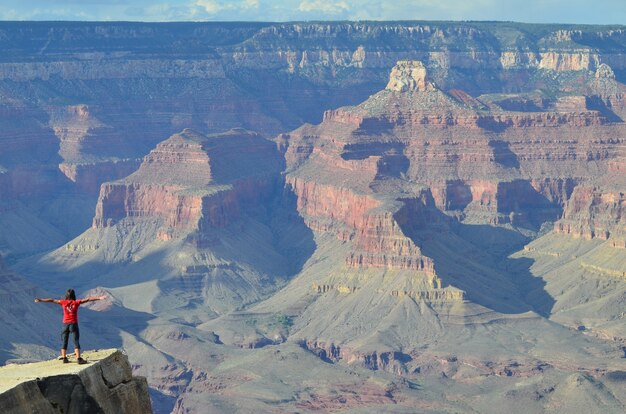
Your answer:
[92,128,282,237]
[386,60,436,92]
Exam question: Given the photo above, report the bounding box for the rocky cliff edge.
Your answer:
[0,349,152,414]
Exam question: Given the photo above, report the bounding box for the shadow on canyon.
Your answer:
[268,184,318,278]
[586,96,624,123]
[489,140,520,169]
[397,200,556,317]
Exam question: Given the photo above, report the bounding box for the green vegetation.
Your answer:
[273,313,294,328]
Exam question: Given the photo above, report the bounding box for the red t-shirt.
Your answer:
[59,299,82,323]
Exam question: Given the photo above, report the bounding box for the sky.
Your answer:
[0,0,624,25]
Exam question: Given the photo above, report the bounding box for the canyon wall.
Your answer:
[91,128,283,242]
[0,21,625,257]
[282,59,625,271]
[268,60,626,358]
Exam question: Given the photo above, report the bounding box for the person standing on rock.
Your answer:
[34,289,107,364]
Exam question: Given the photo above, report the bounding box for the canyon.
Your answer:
[0,21,625,413]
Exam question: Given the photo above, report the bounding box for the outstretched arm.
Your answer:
[34,298,60,304]
[80,295,107,303]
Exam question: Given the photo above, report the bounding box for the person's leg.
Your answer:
[61,324,70,362]
[72,323,83,362]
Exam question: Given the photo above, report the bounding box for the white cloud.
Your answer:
[298,0,350,14]
[0,8,20,20]
[242,0,260,9]
[194,0,259,15]
[195,0,223,14]
[3,6,92,21]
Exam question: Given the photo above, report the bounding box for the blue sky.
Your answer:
[0,0,624,24]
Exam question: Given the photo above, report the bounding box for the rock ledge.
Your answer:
[0,349,152,414]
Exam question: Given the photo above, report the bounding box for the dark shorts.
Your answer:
[61,323,80,350]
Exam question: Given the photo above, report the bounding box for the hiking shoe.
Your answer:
[77,357,87,365]
[62,357,69,364]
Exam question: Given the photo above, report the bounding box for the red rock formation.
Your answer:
[93,129,282,241]
[287,176,434,271]
[555,185,626,241]
[345,210,433,272]
[287,178,380,234]
[283,59,626,287]
[325,105,608,130]
[93,183,204,230]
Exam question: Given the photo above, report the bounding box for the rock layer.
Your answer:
[260,60,626,362]
[92,128,282,240]
[1,20,626,257]
[282,60,625,282]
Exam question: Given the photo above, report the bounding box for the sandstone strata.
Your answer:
[92,128,282,241]
[264,60,626,364]
[555,180,626,241]
[1,21,626,259]
[42,127,294,320]
[282,60,626,279]
[386,60,435,92]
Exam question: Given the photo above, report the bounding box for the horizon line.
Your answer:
[0,19,624,27]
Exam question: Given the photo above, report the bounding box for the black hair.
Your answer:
[65,289,76,301]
